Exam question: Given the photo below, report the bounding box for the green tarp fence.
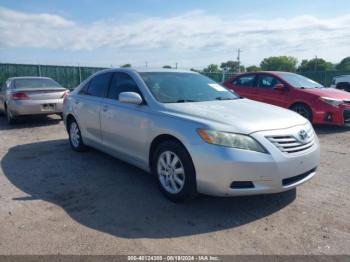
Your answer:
[1,63,349,89]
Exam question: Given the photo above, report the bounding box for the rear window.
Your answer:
[14,78,61,89]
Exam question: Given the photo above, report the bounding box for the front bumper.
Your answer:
[7,99,64,116]
[312,103,350,126]
[189,124,320,196]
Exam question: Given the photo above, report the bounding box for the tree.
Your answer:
[298,58,334,72]
[163,65,172,69]
[260,56,298,72]
[220,60,241,72]
[246,65,261,72]
[121,64,131,68]
[203,64,221,73]
[336,57,350,71]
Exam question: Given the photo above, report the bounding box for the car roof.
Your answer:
[8,76,54,80]
[96,68,197,74]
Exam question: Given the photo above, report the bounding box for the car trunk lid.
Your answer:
[13,87,67,100]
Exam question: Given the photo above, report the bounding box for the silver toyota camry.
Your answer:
[63,68,320,202]
[0,77,69,124]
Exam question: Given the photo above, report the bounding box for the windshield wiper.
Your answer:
[176,99,198,103]
[215,97,236,100]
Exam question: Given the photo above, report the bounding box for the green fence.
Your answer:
[0,63,106,90]
[299,71,350,87]
[1,63,349,89]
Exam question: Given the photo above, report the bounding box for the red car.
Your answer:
[223,71,350,126]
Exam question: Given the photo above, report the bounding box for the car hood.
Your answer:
[162,99,308,134]
[301,87,350,100]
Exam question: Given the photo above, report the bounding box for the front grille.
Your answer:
[266,127,315,154]
[282,167,317,186]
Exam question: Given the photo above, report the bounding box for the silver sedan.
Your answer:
[63,69,320,202]
[0,77,69,124]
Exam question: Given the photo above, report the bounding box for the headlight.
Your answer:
[197,129,267,153]
[320,97,343,107]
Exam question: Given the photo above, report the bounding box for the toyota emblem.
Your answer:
[298,129,308,141]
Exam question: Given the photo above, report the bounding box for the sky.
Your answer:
[0,0,349,69]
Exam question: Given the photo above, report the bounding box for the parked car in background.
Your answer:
[0,77,69,124]
[64,68,319,202]
[331,75,350,92]
[223,72,350,126]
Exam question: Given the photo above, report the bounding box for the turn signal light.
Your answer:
[61,90,70,98]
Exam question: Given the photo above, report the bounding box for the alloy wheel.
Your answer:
[157,151,185,194]
[293,105,310,119]
[69,122,80,148]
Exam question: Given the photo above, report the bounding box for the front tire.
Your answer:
[152,141,197,202]
[290,103,312,122]
[68,119,87,152]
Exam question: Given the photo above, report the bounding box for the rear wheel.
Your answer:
[152,141,197,202]
[68,119,87,152]
[290,103,312,122]
[5,106,16,125]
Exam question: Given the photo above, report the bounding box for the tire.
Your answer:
[290,103,312,122]
[68,118,87,152]
[58,113,64,121]
[152,140,197,202]
[5,106,16,125]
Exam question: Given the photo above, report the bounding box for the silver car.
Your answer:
[63,69,320,202]
[0,77,69,124]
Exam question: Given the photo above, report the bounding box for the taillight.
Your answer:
[61,90,70,98]
[12,92,30,100]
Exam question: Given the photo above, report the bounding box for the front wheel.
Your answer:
[152,141,197,202]
[290,103,312,122]
[68,119,87,152]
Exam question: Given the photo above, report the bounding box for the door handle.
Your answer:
[102,105,108,112]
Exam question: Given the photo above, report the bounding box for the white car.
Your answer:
[64,69,320,202]
[331,75,350,92]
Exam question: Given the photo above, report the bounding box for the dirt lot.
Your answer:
[0,115,349,255]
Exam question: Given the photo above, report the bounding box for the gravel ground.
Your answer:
[0,115,349,255]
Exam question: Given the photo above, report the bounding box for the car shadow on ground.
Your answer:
[314,124,350,134]
[0,115,61,130]
[1,139,296,239]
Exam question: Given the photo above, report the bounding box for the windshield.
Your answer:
[279,73,324,88]
[14,78,62,89]
[140,72,239,103]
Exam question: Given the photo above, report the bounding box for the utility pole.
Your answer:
[145,61,148,68]
[175,62,178,69]
[314,55,318,72]
[237,48,242,73]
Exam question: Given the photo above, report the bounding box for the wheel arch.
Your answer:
[148,134,194,172]
[65,113,76,131]
[288,101,313,120]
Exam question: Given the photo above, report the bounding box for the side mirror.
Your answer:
[119,92,143,105]
[274,83,285,90]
